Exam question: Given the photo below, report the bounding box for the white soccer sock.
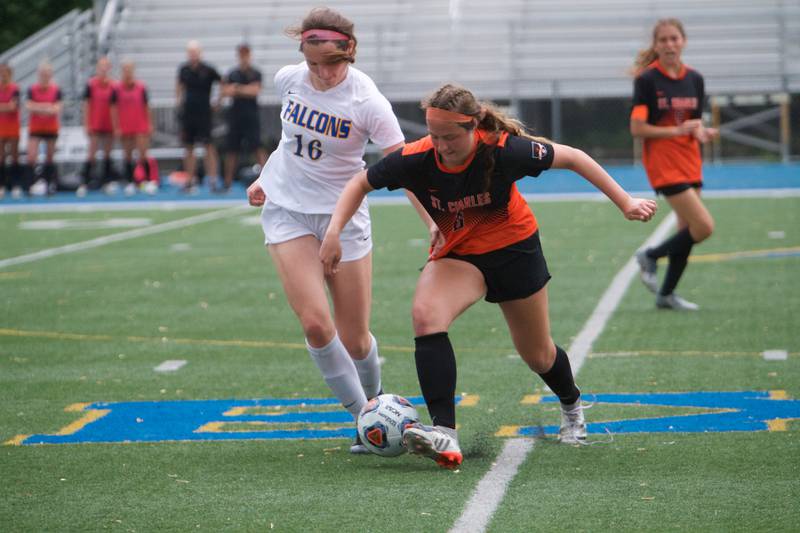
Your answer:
[307,334,367,419]
[352,333,382,399]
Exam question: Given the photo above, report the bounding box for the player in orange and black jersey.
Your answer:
[0,63,21,198]
[630,18,718,311]
[320,84,657,469]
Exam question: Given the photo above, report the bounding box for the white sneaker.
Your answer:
[76,184,87,198]
[123,183,137,196]
[143,181,159,195]
[11,186,22,199]
[559,402,587,445]
[403,423,462,469]
[103,181,119,195]
[29,179,47,197]
[635,249,658,293]
[656,293,699,311]
[0,187,4,199]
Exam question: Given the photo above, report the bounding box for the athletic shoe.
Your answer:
[350,431,369,454]
[0,187,4,199]
[123,183,137,196]
[76,184,87,198]
[656,293,699,311]
[142,181,159,195]
[403,423,462,469]
[11,186,22,199]
[635,249,658,293]
[559,402,587,445]
[29,179,47,197]
[103,181,119,195]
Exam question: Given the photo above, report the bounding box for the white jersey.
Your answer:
[258,62,404,214]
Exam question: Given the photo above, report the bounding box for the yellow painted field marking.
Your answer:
[459,394,479,407]
[4,434,30,446]
[494,426,521,437]
[65,402,91,412]
[55,409,110,436]
[521,394,542,405]
[770,390,789,400]
[689,246,800,263]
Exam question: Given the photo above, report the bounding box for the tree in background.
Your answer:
[0,0,91,53]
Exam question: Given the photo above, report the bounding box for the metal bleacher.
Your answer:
[1,0,798,161]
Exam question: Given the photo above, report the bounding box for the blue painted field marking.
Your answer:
[512,391,800,436]
[13,395,451,445]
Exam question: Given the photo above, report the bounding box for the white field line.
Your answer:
[0,206,246,269]
[449,212,677,533]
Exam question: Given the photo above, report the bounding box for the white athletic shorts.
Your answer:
[260,201,372,262]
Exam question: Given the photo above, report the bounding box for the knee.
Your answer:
[412,300,446,337]
[691,217,714,243]
[298,310,335,347]
[339,332,371,360]
[519,342,556,374]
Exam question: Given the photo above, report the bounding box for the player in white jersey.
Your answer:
[246,8,406,453]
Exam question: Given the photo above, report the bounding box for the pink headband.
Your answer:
[425,107,475,123]
[301,29,350,42]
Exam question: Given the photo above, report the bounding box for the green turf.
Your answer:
[1,197,798,531]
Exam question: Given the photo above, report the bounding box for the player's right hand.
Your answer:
[247,181,266,206]
[319,233,342,277]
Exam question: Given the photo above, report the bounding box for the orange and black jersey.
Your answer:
[631,60,705,189]
[367,130,554,259]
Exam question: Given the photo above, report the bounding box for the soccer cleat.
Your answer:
[402,423,462,469]
[123,183,137,196]
[76,184,87,198]
[29,179,47,197]
[559,402,587,445]
[656,293,699,311]
[350,431,370,454]
[635,249,659,293]
[11,186,22,199]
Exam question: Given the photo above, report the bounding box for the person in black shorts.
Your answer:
[630,19,718,311]
[176,40,221,192]
[320,84,657,469]
[221,43,266,193]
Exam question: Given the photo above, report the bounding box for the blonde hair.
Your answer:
[286,7,357,64]
[422,84,549,191]
[632,18,686,75]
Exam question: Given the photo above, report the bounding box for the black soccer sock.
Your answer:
[659,246,693,296]
[81,160,93,185]
[103,158,113,183]
[44,163,57,187]
[537,345,580,406]
[124,160,135,183]
[647,228,694,259]
[414,332,457,429]
[10,163,21,189]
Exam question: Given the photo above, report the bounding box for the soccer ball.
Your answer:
[357,394,419,457]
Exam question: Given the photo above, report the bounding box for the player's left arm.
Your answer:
[551,143,657,222]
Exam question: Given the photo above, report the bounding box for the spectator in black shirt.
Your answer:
[220,43,266,193]
[176,40,221,192]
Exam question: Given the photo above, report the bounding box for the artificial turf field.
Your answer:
[1,195,798,531]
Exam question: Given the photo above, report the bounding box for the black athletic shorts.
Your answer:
[29,132,58,140]
[655,181,703,196]
[445,231,551,303]
[181,110,212,145]
[226,115,261,152]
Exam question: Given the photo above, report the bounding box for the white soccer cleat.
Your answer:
[559,402,587,445]
[76,184,87,198]
[123,183,137,196]
[349,431,370,454]
[635,249,659,293]
[143,181,159,195]
[11,186,22,199]
[402,423,462,469]
[656,293,699,311]
[103,181,119,195]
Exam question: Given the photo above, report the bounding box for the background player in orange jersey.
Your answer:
[320,84,657,469]
[25,62,62,196]
[0,63,21,199]
[79,56,115,197]
[630,18,718,311]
